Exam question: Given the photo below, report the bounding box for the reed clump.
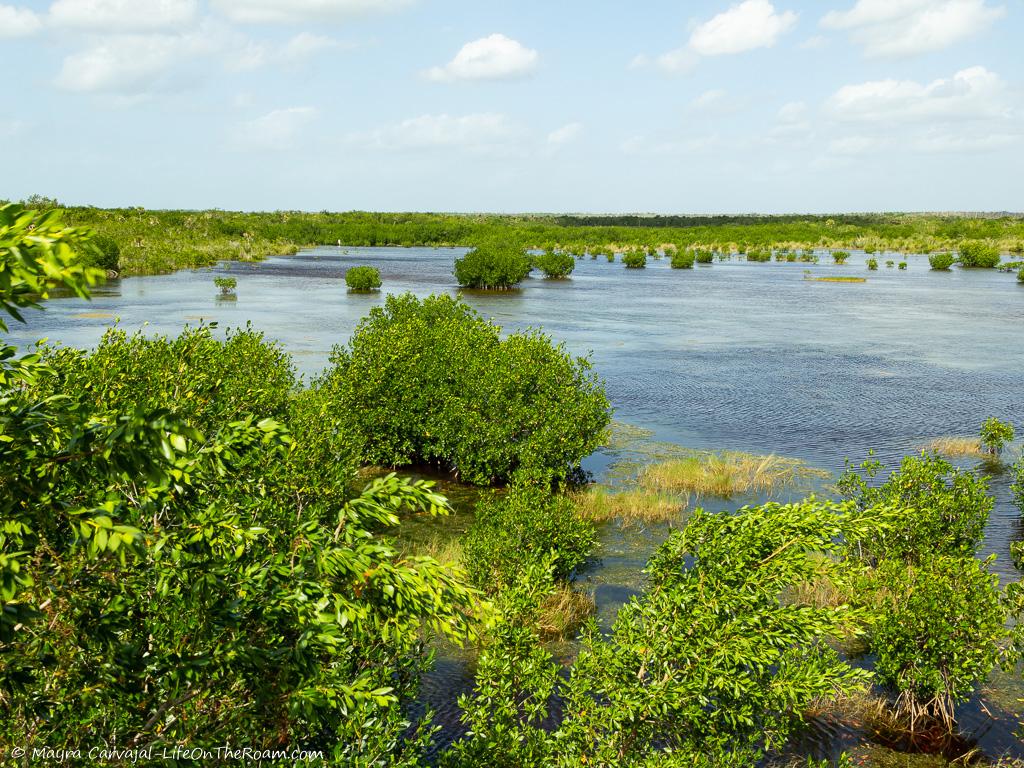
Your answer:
[538,584,595,641]
[921,436,986,458]
[638,451,828,498]
[573,486,687,524]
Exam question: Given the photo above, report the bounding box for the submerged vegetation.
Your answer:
[922,436,986,458]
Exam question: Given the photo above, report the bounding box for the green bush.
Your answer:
[929,252,955,270]
[1013,457,1024,512]
[317,293,610,485]
[869,555,1005,729]
[1019,266,1024,283]
[980,417,1015,455]
[838,453,992,564]
[831,250,850,264]
[0,207,482,760]
[213,276,236,295]
[83,233,120,271]
[454,244,532,289]
[463,486,595,592]
[898,261,907,270]
[866,258,878,270]
[695,250,714,264]
[670,250,695,269]
[622,249,646,268]
[345,265,382,291]
[958,241,1000,268]
[532,250,575,279]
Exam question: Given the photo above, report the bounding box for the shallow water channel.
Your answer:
[11,246,1024,762]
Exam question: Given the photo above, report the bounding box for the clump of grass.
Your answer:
[573,486,687,524]
[538,584,595,641]
[638,451,828,499]
[921,436,986,458]
[402,535,464,569]
[806,276,867,283]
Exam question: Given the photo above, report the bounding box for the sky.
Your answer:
[1,0,1022,213]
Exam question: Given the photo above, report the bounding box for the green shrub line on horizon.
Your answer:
[30,201,1024,277]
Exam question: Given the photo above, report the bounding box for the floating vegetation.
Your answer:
[921,436,986,458]
[573,486,687,525]
[807,276,868,283]
[71,311,116,319]
[638,451,829,499]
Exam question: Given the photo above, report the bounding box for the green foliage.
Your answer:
[837,453,992,564]
[533,250,575,279]
[454,244,532,289]
[84,233,121,271]
[317,293,610,485]
[0,203,103,331]
[463,486,595,592]
[695,249,714,264]
[831,250,850,264]
[866,258,878,270]
[928,252,955,270]
[345,265,382,292]
[980,416,1015,455]
[213,275,237,295]
[447,500,870,766]
[1019,266,1024,283]
[958,240,1001,268]
[670,249,695,269]
[869,555,1005,727]
[1,211,483,760]
[622,249,646,268]
[898,261,907,270]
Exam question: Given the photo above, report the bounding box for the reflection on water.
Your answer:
[10,246,1024,761]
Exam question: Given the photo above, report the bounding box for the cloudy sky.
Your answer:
[1,0,1021,212]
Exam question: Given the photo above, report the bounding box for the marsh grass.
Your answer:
[538,584,595,641]
[638,451,828,499]
[922,436,986,458]
[573,485,688,524]
[401,534,465,569]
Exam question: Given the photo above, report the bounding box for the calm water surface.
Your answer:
[11,246,1024,761]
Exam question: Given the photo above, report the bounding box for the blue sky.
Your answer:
[1,0,1021,213]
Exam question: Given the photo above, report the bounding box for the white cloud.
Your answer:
[547,122,582,146]
[632,1,796,74]
[689,0,797,55]
[0,4,41,37]
[691,89,727,110]
[423,34,538,82]
[828,135,890,155]
[281,32,339,63]
[829,66,1010,123]
[821,0,1004,57]
[53,23,256,95]
[49,0,198,31]
[212,0,413,24]
[351,112,524,154]
[232,106,318,150]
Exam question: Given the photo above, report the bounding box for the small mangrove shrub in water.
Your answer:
[695,249,714,264]
[832,250,851,264]
[670,250,695,269]
[866,258,878,270]
[929,252,955,270]
[885,260,895,268]
[344,265,382,292]
[898,261,907,270]
[980,417,1015,456]
[622,249,646,268]
[958,240,1001,268]
[532,250,575,279]
[213,276,237,295]
[316,293,610,485]
[454,244,532,289]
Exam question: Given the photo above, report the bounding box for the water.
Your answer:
[9,246,1024,761]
